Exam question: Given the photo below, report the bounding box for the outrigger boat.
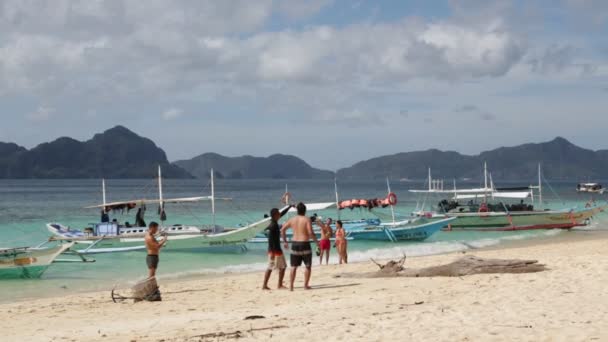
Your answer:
[338,178,455,241]
[252,185,379,243]
[47,168,273,254]
[0,243,75,279]
[576,183,604,194]
[410,164,605,231]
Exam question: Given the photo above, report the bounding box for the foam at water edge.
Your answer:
[155,230,571,281]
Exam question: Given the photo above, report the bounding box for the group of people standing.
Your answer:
[142,202,349,292]
[262,202,348,291]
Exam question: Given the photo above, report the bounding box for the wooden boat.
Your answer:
[410,164,606,231]
[347,216,456,241]
[46,168,273,254]
[576,183,604,194]
[0,243,74,279]
[339,178,453,241]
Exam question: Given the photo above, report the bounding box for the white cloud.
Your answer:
[161,108,183,120]
[26,106,54,122]
[275,0,333,20]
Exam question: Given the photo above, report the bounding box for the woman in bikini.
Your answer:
[335,220,348,264]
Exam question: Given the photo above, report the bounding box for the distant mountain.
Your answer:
[174,153,334,179]
[0,126,192,179]
[337,137,608,181]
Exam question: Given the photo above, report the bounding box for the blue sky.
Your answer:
[1,0,608,170]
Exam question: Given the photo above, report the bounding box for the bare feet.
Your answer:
[304,285,312,290]
[278,285,288,290]
[289,286,294,291]
[262,286,271,290]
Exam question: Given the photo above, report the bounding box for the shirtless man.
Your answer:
[281,202,319,291]
[316,218,333,265]
[145,221,167,278]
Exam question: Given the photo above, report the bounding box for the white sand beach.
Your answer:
[1,234,607,342]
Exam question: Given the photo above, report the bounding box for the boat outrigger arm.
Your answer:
[33,241,96,263]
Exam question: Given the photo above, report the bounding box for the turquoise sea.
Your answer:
[0,178,606,303]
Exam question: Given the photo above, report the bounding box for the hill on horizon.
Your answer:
[337,137,608,181]
[0,126,191,179]
[174,153,334,180]
[2,126,607,181]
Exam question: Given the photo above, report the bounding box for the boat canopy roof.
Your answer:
[454,191,532,200]
[578,182,601,186]
[409,187,493,194]
[85,196,231,209]
[288,202,336,212]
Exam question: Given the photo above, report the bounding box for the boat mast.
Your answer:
[284,184,290,205]
[538,163,542,207]
[334,178,340,220]
[102,178,107,214]
[428,167,432,191]
[211,168,216,228]
[483,162,488,202]
[386,177,396,224]
[158,165,164,223]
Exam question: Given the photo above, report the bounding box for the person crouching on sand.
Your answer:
[262,205,292,290]
[335,220,348,264]
[145,221,167,278]
[315,218,333,265]
[281,202,320,291]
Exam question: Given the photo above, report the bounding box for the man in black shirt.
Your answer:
[262,205,291,290]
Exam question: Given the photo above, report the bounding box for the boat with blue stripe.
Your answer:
[347,216,456,242]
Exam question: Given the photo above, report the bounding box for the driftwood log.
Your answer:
[399,255,547,277]
[342,255,547,278]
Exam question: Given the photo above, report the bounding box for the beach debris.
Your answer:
[341,255,546,278]
[398,256,546,277]
[370,253,406,276]
[111,277,161,303]
[186,325,287,341]
[244,315,266,320]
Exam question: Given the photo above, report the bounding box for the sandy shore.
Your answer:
[1,235,607,342]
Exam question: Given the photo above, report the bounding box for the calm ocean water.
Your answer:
[0,178,606,303]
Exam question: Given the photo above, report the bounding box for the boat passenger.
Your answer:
[262,205,292,290]
[145,221,167,278]
[281,202,320,291]
[335,220,348,264]
[101,210,109,223]
[135,207,146,227]
[315,218,333,265]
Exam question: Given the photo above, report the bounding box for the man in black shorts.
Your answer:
[145,221,167,278]
[281,202,319,290]
[262,205,292,290]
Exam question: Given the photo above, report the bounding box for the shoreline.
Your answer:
[2,226,607,305]
[1,230,607,341]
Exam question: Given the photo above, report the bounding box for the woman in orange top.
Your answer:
[334,220,348,264]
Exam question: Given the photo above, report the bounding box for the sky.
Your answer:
[1,0,608,170]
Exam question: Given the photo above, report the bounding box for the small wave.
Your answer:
[153,231,559,281]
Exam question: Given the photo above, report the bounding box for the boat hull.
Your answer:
[444,206,603,231]
[47,218,271,254]
[348,217,455,241]
[0,244,71,279]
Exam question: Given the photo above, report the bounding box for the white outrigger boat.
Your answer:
[410,164,605,231]
[576,183,604,194]
[0,243,75,279]
[47,168,274,254]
